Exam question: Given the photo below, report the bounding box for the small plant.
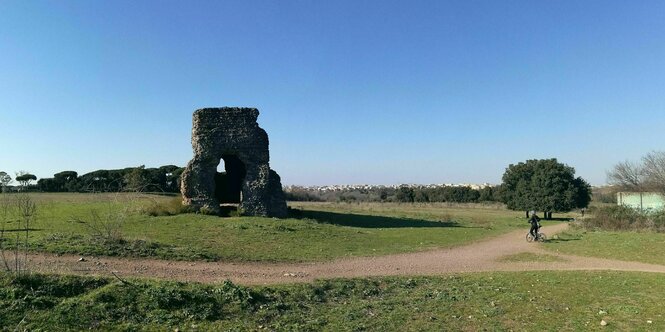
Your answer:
[0,193,36,275]
[71,208,125,245]
[199,206,218,216]
[228,207,242,217]
[0,194,12,271]
[69,192,132,246]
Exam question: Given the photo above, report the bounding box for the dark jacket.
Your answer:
[528,215,540,225]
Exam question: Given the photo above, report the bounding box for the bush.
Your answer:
[582,205,665,232]
[143,197,192,216]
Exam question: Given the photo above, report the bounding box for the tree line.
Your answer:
[0,166,185,193]
[3,157,601,220]
[394,185,497,203]
[286,158,593,220]
[285,185,499,203]
[0,171,39,192]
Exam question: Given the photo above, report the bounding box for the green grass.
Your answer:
[544,226,665,266]
[1,270,663,331]
[498,252,567,263]
[1,193,539,262]
[541,204,665,266]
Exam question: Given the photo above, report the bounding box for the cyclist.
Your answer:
[528,212,541,239]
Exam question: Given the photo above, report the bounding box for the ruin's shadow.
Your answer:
[290,209,464,228]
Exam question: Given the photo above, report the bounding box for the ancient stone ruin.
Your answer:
[180,107,287,217]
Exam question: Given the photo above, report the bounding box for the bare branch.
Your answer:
[111,271,136,287]
[607,160,646,191]
[642,151,665,193]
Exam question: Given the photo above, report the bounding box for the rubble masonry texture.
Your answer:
[180,107,287,217]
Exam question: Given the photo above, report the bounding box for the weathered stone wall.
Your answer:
[180,107,287,217]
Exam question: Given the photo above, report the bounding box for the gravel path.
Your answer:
[22,223,665,285]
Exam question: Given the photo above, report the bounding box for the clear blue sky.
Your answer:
[1,1,664,186]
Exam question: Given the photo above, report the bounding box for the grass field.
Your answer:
[544,225,665,266]
[2,193,664,331]
[6,192,663,267]
[1,270,662,331]
[540,205,665,266]
[1,193,537,262]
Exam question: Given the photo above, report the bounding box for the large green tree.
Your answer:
[499,159,591,219]
[15,172,37,189]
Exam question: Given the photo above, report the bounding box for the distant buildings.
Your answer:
[284,183,493,192]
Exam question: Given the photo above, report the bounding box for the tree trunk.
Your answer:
[526,210,530,218]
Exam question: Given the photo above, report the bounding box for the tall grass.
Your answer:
[140,197,192,216]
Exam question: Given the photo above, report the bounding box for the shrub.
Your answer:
[143,197,192,216]
[582,205,665,232]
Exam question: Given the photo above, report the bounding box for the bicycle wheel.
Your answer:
[526,233,534,242]
[537,233,547,242]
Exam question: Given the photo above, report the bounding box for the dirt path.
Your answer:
[22,223,665,285]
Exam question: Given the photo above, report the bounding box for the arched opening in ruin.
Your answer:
[181,107,288,217]
[214,154,246,215]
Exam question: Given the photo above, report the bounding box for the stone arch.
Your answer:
[180,107,287,217]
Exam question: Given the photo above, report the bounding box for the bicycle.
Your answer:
[526,229,546,242]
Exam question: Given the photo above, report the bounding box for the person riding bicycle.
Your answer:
[528,212,541,239]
